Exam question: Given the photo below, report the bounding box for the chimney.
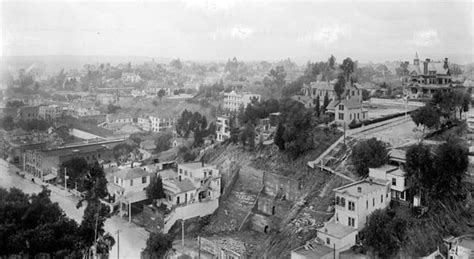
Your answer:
[357,187,362,193]
[423,60,428,75]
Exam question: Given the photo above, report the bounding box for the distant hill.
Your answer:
[0,55,171,75]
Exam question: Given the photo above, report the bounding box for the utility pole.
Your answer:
[198,236,201,259]
[64,168,68,196]
[333,243,336,259]
[116,230,120,259]
[181,218,185,247]
[343,121,346,146]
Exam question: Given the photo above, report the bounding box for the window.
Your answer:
[338,113,344,120]
[142,177,147,184]
[336,196,340,205]
[392,178,397,186]
[400,191,405,199]
[373,198,375,206]
[326,238,331,245]
[130,179,134,186]
[340,197,346,207]
[339,104,344,110]
[366,200,368,209]
[381,194,383,203]
[348,217,355,227]
[179,169,182,174]
[348,201,355,211]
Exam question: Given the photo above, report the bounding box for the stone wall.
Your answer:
[262,171,302,202]
[250,213,281,234]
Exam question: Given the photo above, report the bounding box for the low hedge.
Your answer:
[348,109,418,129]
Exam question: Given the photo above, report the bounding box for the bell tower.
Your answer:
[414,52,420,66]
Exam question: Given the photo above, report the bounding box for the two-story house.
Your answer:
[369,148,422,206]
[328,98,368,124]
[316,177,391,257]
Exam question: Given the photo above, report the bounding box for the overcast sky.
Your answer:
[1,0,473,64]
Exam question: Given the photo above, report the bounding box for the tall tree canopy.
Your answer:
[339,57,355,80]
[410,105,440,135]
[351,138,389,177]
[359,209,408,258]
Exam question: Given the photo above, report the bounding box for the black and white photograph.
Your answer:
[0,0,473,258]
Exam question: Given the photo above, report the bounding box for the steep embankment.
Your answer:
[199,128,348,258]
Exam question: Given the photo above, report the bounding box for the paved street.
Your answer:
[0,160,148,259]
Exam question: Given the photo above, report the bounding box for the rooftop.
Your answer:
[292,241,333,257]
[317,219,358,239]
[388,168,405,177]
[173,178,196,193]
[389,149,406,162]
[115,167,151,180]
[372,164,398,172]
[334,178,389,198]
[179,162,215,170]
[40,143,111,157]
[157,169,177,179]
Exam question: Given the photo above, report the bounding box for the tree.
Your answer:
[328,55,336,69]
[6,100,24,108]
[154,131,172,153]
[1,115,15,131]
[157,89,166,100]
[340,57,355,81]
[107,104,121,114]
[146,176,165,202]
[359,209,408,257]
[0,187,84,257]
[334,75,346,100]
[143,232,173,258]
[351,138,389,177]
[322,92,330,113]
[274,123,285,150]
[431,138,469,199]
[405,143,433,202]
[314,95,320,117]
[59,158,90,191]
[410,105,440,136]
[361,89,370,101]
[170,58,183,70]
[396,61,409,76]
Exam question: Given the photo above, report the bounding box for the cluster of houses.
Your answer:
[106,161,221,233]
[292,79,368,125]
[292,140,474,258]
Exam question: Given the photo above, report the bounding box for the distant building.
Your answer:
[216,116,230,142]
[121,72,142,83]
[149,115,174,133]
[17,106,39,121]
[39,104,63,120]
[316,178,391,257]
[223,91,261,112]
[106,113,134,124]
[294,81,362,109]
[24,139,123,180]
[406,53,453,98]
